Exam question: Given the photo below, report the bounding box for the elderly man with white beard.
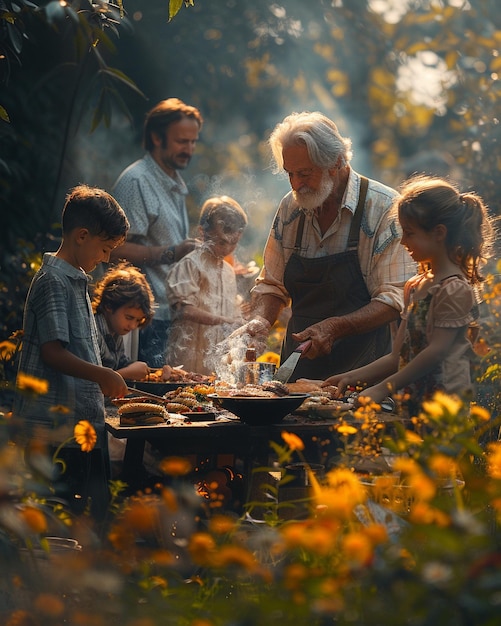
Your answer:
[242,110,416,381]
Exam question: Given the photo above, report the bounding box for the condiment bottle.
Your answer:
[245,347,256,362]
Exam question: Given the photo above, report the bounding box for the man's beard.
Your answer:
[292,170,334,212]
[161,152,191,172]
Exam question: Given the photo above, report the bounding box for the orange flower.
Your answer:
[209,514,236,535]
[342,531,374,567]
[49,404,72,414]
[213,544,258,571]
[409,501,451,526]
[160,486,178,512]
[429,454,459,479]
[158,456,192,476]
[281,431,305,451]
[486,442,501,480]
[20,506,47,534]
[33,593,65,618]
[74,420,97,452]
[188,532,217,566]
[122,499,159,534]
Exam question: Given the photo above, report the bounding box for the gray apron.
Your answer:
[282,176,391,381]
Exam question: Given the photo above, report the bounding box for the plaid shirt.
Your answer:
[253,168,416,312]
[94,312,130,371]
[14,254,105,446]
[112,152,190,321]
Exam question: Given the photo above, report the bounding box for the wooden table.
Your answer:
[106,408,409,513]
[106,410,346,507]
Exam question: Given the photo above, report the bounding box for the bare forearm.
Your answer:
[251,293,285,327]
[327,301,399,338]
[41,342,106,383]
[111,241,165,266]
[293,301,399,360]
[41,341,128,397]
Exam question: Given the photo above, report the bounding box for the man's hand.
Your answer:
[292,318,338,359]
[225,316,271,356]
[228,316,271,340]
[175,238,200,261]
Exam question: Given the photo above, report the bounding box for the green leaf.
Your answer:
[0,105,10,123]
[100,67,146,99]
[169,0,185,21]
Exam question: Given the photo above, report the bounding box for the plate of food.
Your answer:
[128,365,215,396]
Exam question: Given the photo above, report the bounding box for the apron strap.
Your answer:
[293,175,369,253]
[294,213,306,253]
[347,175,369,249]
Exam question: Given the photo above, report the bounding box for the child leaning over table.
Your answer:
[322,175,495,417]
[92,261,155,381]
[91,261,162,478]
[13,184,129,521]
[165,195,248,375]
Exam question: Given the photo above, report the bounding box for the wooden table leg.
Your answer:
[121,438,147,487]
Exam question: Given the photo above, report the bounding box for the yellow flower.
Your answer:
[158,456,192,476]
[422,391,462,419]
[281,431,305,451]
[74,420,97,452]
[336,423,358,436]
[420,400,444,419]
[314,468,366,518]
[470,404,491,422]
[257,351,281,366]
[16,372,49,395]
[487,442,501,480]
[0,340,17,360]
[404,430,423,444]
[392,457,419,475]
[409,472,436,502]
[429,454,459,479]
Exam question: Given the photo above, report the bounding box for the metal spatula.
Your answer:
[273,340,312,384]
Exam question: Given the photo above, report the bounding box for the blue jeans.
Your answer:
[138,319,171,368]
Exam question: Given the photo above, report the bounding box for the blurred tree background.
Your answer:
[1,0,500,338]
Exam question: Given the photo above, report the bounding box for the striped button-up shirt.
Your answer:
[253,168,416,312]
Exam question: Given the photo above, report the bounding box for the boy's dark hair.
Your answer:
[61,184,129,240]
[143,98,203,152]
[92,261,155,327]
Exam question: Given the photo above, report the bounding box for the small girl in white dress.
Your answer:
[166,196,248,375]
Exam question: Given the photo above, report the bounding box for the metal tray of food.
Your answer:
[126,380,192,396]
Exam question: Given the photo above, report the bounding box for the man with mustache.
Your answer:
[247,111,415,381]
[111,98,203,367]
